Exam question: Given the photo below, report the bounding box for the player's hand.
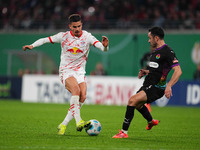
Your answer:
[102,36,109,47]
[138,69,148,79]
[23,45,33,51]
[165,86,172,99]
[138,69,145,79]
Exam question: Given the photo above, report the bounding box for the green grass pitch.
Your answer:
[0,100,200,150]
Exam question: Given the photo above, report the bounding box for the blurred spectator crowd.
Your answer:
[1,0,200,31]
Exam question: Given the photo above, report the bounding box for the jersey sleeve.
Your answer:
[31,37,50,48]
[87,33,100,46]
[49,32,64,43]
[87,32,108,52]
[166,49,180,68]
[31,32,64,48]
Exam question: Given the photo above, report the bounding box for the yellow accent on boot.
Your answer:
[57,123,66,135]
[76,120,91,132]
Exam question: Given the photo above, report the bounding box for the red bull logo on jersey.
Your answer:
[67,47,83,54]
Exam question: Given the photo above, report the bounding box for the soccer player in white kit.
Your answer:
[23,14,109,135]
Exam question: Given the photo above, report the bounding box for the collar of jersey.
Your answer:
[70,31,83,38]
[155,44,167,51]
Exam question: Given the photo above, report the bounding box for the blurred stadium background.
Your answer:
[0,0,200,106]
[1,1,200,150]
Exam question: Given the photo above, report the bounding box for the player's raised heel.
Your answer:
[112,129,128,138]
[76,120,91,132]
[57,123,66,135]
[146,119,160,130]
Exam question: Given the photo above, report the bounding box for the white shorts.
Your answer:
[59,71,85,86]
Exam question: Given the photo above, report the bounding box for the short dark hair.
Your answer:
[68,14,81,24]
[148,26,164,39]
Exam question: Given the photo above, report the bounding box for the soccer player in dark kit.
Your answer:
[113,26,182,138]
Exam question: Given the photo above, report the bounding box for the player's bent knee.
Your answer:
[70,87,81,96]
[128,97,136,106]
[128,96,143,106]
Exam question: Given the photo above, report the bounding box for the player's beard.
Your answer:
[151,42,157,50]
[74,30,81,37]
[150,44,157,51]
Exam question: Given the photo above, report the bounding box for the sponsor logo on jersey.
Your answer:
[149,61,159,68]
[156,54,160,59]
[67,47,83,54]
[80,41,86,46]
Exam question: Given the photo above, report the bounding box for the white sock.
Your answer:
[61,105,74,126]
[69,95,82,124]
[61,101,84,126]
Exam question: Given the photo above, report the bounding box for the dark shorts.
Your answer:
[137,85,165,104]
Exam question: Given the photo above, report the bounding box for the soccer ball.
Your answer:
[85,119,102,136]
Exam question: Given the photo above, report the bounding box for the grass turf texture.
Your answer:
[0,100,199,150]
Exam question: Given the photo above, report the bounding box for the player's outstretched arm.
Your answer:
[165,65,182,99]
[95,36,109,52]
[23,45,33,51]
[22,37,52,51]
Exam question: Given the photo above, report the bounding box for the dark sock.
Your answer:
[122,106,135,131]
[137,105,152,122]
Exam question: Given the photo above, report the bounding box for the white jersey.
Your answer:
[31,30,108,76]
[32,30,108,75]
[50,30,100,75]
